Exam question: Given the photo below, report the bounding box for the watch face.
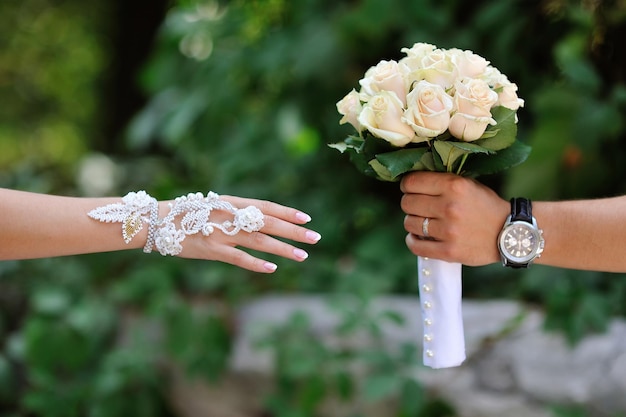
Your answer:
[499,221,543,264]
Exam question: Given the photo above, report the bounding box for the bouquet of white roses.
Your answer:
[332,42,529,181]
[331,43,530,369]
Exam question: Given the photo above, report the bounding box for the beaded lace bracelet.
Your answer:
[143,199,160,253]
[87,191,157,244]
[88,191,265,256]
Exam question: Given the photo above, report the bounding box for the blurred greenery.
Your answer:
[1,0,626,416]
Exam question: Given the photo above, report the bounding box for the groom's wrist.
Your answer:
[497,197,545,268]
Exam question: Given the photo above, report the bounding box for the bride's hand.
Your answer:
[178,196,321,273]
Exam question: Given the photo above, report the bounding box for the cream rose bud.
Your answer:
[403,80,453,141]
[448,113,496,142]
[496,83,525,111]
[449,77,498,141]
[449,48,490,78]
[484,67,525,111]
[400,42,437,60]
[336,89,364,132]
[359,60,407,105]
[358,91,415,147]
[454,77,498,117]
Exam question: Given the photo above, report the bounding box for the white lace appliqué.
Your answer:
[87,191,156,244]
[88,191,265,256]
[154,192,264,256]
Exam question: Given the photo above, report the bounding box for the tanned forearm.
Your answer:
[534,196,626,272]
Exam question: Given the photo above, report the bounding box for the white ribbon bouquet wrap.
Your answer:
[331,42,529,369]
[418,257,464,368]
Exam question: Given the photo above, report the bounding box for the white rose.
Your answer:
[454,77,498,117]
[359,60,408,105]
[497,82,524,111]
[358,91,415,147]
[449,113,497,142]
[402,48,457,90]
[449,78,498,141]
[449,48,490,78]
[403,80,453,142]
[336,89,364,131]
[400,42,437,61]
[483,67,525,111]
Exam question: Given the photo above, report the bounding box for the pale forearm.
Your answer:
[0,188,150,259]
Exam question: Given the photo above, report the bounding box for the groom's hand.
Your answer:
[400,172,507,266]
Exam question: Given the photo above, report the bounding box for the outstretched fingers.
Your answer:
[221,195,312,225]
[220,195,321,245]
[197,196,322,272]
[211,232,312,273]
[212,244,280,273]
[259,214,322,244]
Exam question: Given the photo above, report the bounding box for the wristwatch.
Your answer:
[497,197,545,268]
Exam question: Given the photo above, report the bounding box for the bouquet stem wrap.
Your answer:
[418,256,465,368]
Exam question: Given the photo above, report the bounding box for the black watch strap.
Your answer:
[510,197,532,223]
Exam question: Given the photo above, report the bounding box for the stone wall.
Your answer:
[169,295,626,417]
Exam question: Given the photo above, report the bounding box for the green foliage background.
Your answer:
[1,0,626,416]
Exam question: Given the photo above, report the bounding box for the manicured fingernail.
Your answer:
[293,248,309,260]
[296,212,312,223]
[305,230,321,242]
[264,262,278,272]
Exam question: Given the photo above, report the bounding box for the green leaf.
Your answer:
[349,149,378,178]
[431,146,446,171]
[345,135,365,148]
[328,142,348,153]
[374,148,428,180]
[433,141,472,172]
[328,135,363,153]
[421,151,436,171]
[368,159,397,182]
[474,106,518,151]
[462,139,532,177]
[331,133,407,180]
[477,129,499,139]
[443,140,494,154]
[362,133,401,157]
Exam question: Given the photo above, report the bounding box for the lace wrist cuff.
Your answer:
[87,191,157,244]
